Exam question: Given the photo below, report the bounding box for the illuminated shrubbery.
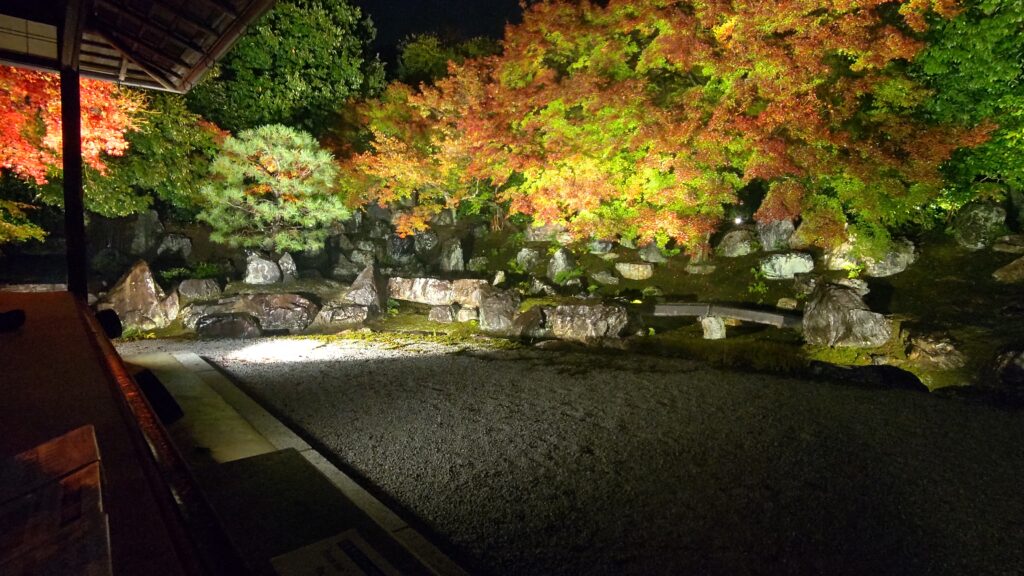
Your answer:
[348,0,996,254]
[198,124,349,253]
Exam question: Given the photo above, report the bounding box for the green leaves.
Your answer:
[198,125,349,253]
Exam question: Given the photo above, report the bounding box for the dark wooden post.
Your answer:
[60,67,87,299]
[60,0,87,300]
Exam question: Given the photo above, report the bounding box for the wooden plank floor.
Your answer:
[0,292,190,575]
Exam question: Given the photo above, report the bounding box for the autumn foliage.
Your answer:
[0,66,142,185]
[347,0,990,252]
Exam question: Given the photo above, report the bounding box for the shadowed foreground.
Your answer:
[118,338,1024,576]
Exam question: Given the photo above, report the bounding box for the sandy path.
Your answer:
[119,338,1024,576]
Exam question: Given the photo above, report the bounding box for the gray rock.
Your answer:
[343,265,386,308]
[160,289,180,323]
[793,274,818,297]
[492,271,506,286]
[993,235,1024,254]
[440,239,465,272]
[511,306,550,339]
[368,219,391,239]
[156,233,192,262]
[515,248,540,271]
[343,210,363,234]
[952,203,1006,250]
[549,304,629,343]
[907,333,966,371]
[757,220,795,252]
[589,239,614,254]
[547,248,577,285]
[245,254,282,285]
[528,278,557,297]
[430,209,455,227]
[700,316,726,340]
[987,348,1024,392]
[90,247,129,281]
[590,270,619,285]
[235,293,319,332]
[350,249,376,267]
[638,243,668,263]
[993,256,1024,283]
[776,298,799,311]
[428,305,458,323]
[278,253,298,282]
[824,240,860,271]
[330,233,354,252]
[96,260,171,330]
[388,277,454,305]
[177,279,221,304]
[129,210,164,256]
[452,279,490,308]
[864,238,916,277]
[716,230,758,258]
[413,231,440,260]
[196,313,262,339]
[331,254,362,280]
[354,240,377,252]
[834,277,870,297]
[467,256,490,272]
[597,252,620,261]
[313,304,370,328]
[803,283,893,348]
[760,252,814,280]
[614,262,653,281]
[456,307,479,323]
[387,235,416,265]
[478,289,520,334]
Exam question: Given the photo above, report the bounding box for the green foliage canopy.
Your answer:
[186,0,385,135]
[397,33,501,86]
[198,124,349,253]
[915,0,1024,204]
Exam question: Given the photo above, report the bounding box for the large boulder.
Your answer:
[440,239,464,272]
[278,253,298,282]
[182,293,318,333]
[638,243,668,263]
[413,231,441,261]
[547,248,577,284]
[177,279,222,304]
[343,265,387,308]
[757,220,795,252]
[515,248,540,272]
[716,230,758,257]
[864,238,917,277]
[590,270,619,285]
[156,233,192,263]
[428,305,457,324]
[452,279,489,308]
[331,254,362,280]
[244,254,282,285]
[760,252,814,280]
[196,313,262,340]
[803,283,893,348]
[234,293,319,332]
[312,304,371,329]
[951,203,1006,250]
[478,288,520,334]
[525,223,565,243]
[907,334,966,371]
[549,304,629,343]
[387,234,417,266]
[993,256,1024,284]
[510,306,550,339]
[129,210,164,256]
[96,260,173,330]
[388,277,455,305]
[614,262,653,281]
[466,257,489,273]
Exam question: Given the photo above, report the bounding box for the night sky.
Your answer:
[353,0,524,63]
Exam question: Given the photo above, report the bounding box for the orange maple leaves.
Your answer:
[0,66,142,185]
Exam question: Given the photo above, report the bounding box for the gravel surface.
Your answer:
[119,337,1024,576]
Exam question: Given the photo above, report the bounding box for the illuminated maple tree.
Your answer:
[349,0,991,255]
[0,66,142,185]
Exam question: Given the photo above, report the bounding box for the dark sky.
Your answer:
[353,0,524,63]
